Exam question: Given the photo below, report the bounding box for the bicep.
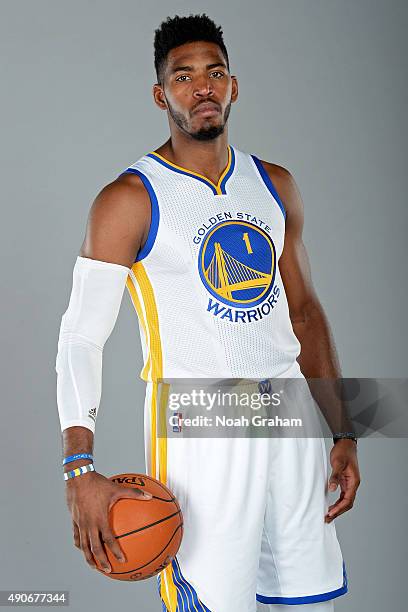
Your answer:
[274,168,320,322]
[79,175,151,269]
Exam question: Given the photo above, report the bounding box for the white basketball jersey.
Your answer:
[121,144,301,381]
[117,150,348,611]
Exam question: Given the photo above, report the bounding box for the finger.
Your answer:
[79,525,97,570]
[100,526,126,563]
[117,487,152,500]
[325,494,355,522]
[328,459,346,491]
[328,475,360,516]
[72,521,80,549]
[326,490,345,515]
[108,487,152,512]
[328,474,341,492]
[89,528,112,573]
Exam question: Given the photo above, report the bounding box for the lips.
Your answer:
[192,102,220,117]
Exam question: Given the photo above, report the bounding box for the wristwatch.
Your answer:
[332,432,358,445]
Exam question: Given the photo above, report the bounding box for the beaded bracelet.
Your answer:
[63,453,93,466]
[64,463,95,481]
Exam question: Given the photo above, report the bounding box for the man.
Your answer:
[56,14,360,612]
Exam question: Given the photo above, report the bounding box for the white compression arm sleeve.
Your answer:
[55,256,131,433]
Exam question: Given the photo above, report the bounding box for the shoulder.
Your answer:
[256,159,304,224]
[256,160,297,199]
[96,172,149,206]
[79,171,152,266]
[87,171,152,231]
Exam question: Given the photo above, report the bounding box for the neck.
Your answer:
[156,128,230,185]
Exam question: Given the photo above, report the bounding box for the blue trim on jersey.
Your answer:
[147,153,218,195]
[146,146,235,196]
[256,561,348,605]
[156,558,212,612]
[157,575,167,612]
[251,155,286,219]
[120,168,160,262]
[219,144,236,193]
[172,559,195,611]
[173,558,212,612]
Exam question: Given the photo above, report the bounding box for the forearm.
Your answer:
[292,302,340,378]
[55,256,130,443]
[292,303,355,435]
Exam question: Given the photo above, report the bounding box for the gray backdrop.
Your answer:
[1,1,407,611]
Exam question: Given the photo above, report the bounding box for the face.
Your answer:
[153,41,238,141]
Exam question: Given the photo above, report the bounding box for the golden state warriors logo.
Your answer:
[198,220,276,308]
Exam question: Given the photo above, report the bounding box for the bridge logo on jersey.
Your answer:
[198,220,279,323]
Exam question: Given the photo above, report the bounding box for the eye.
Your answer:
[175,74,191,82]
[210,71,224,78]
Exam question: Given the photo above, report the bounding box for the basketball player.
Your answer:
[56,14,360,612]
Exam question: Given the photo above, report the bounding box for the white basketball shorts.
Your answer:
[143,361,348,612]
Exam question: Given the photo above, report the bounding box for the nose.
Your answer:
[193,74,214,99]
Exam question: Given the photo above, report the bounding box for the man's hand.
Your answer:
[325,439,360,523]
[66,471,152,573]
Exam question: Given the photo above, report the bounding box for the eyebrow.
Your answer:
[171,62,227,74]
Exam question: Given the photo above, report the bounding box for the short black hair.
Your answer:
[154,13,230,84]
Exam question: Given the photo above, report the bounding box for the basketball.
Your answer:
[95,473,183,581]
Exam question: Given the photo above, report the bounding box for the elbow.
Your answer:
[290,300,323,327]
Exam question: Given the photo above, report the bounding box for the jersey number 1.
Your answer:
[243,232,253,254]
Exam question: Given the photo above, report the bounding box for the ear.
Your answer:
[231,76,239,103]
[152,83,168,110]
